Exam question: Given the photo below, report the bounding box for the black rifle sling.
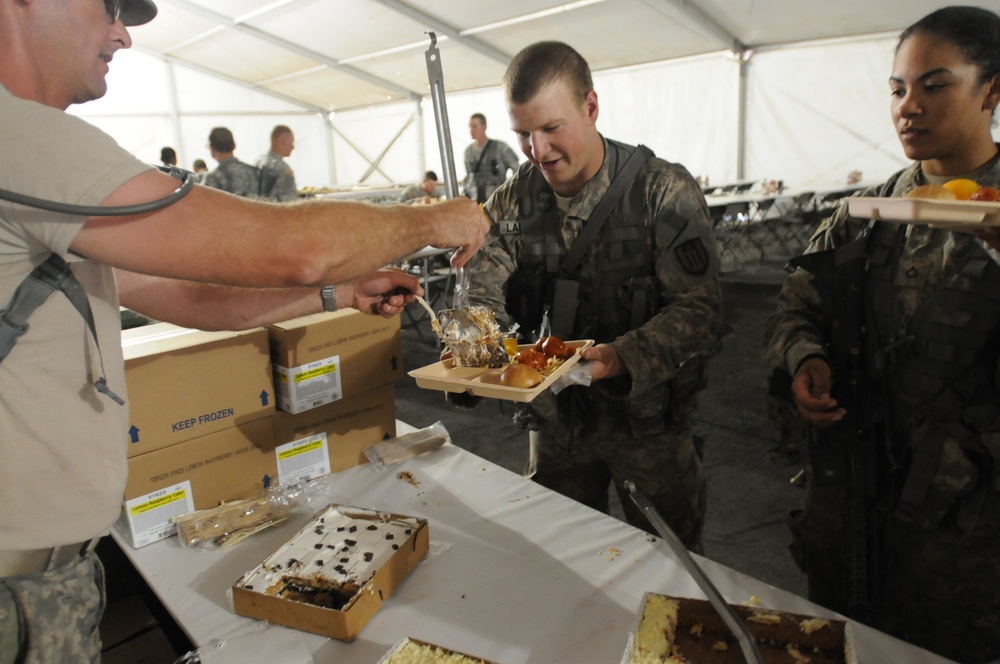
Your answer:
[0,253,124,405]
[472,139,493,175]
[559,145,653,277]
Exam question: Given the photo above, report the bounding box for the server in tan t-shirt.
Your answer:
[0,2,491,661]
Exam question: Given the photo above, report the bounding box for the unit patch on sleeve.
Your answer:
[674,238,709,275]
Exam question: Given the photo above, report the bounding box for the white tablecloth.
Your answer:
[112,423,952,664]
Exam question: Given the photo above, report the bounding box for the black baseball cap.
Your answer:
[120,0,157,27]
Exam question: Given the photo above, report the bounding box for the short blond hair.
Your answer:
[503,41,592,106]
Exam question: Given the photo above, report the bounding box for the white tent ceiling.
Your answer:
[130,0,999,114]
[77,0,999,190]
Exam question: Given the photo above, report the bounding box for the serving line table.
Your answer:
[111,422,951,664]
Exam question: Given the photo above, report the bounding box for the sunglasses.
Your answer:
[104,0,123,23]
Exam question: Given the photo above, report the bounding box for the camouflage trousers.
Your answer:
[532,411,706,552]
[0,552,105,664]
[790,484,1000,664]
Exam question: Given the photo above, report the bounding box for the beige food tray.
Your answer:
[408,339,594,403]
[849,196,1000,230]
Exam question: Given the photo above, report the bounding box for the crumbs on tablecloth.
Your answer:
[396,471,420,487]
[598,546,623,561]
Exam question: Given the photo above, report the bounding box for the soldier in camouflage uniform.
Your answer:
[465,42,723,550]
[204,126,262,198]
[255,124,298,202]
[462,113,521,203]
[765,8,1000,662]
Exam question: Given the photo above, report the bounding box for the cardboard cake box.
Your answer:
[118,416,279,548]
[122,322,274,457]
[268,310,403,414]
[622,593,856,664]
[378,637,499,663]
[232,504,429,641]
[271,382,396,481]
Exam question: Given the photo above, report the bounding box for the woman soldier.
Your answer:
[766,6,1000,663]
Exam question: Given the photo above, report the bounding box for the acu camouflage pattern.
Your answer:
[462,139,520,203]
[255,150,298,202]
[203,156,262,198]
[0,553,105,664]
[469,137,722,548]
[765,157,1000,663]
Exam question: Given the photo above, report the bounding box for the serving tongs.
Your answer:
[625,480,764,664]
[423,32,505,366]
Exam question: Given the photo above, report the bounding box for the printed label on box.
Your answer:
[274,355,342,413]
[276,433,331,483]
[120,481,195,548]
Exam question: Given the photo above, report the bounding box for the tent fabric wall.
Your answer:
[71,32,1000,193]
[745,35,909,189]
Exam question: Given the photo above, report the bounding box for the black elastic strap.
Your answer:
[472,139,494,175]
[0,254,124,405]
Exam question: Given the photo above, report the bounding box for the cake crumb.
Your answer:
[397,471,420,487]
[598,546,623,560]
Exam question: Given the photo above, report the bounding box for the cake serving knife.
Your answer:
[625,480,764,664]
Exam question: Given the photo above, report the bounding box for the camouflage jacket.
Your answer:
[765,157,1000,528]
[255,150,298,202]
[203,157,261,198]
[765,158,1000,377]
[471,136,723,401]
[462,139,520,201]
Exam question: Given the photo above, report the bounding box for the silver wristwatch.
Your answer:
[320,285,337,312]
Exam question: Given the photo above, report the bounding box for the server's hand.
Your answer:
[422,198,491,269]
[342,269,421,317]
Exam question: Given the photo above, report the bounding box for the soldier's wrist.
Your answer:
[793,353,828,376]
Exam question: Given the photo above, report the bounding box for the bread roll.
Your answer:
[500,363,543,388]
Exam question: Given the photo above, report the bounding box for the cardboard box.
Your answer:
[232,504,428,641]
[271,382,396,482]
[119,417,278,548]
[268,310,402,413]
[122,323,275,457]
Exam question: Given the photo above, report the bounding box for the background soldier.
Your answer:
[462,112,520,203]
[204,126,261,198]
[463,42,723,550]
[255,124,298,201]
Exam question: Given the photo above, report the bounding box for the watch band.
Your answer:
[320,285,337,312]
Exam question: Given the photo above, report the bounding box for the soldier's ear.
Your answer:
[984,72,1000,114]
[584,89,599,125]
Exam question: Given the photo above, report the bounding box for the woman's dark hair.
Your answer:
[897,6,1000,84]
